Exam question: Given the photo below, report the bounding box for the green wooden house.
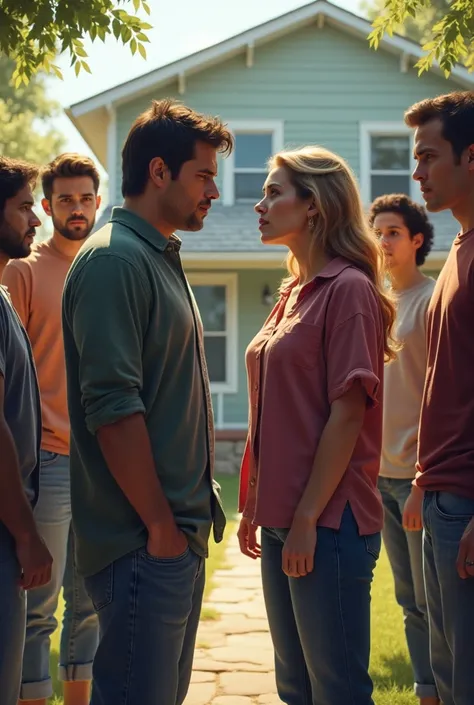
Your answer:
[66,0,474,472]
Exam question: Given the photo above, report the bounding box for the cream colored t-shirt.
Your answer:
[380,276,435,479]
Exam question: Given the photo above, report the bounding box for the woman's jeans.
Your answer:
[261,504,381,705]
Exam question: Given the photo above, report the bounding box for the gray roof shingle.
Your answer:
[94,203,457,255]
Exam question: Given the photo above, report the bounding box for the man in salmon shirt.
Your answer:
[3,154,101,705]
[406,91,474,705]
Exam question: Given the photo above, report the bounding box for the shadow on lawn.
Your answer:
[372,650,414,691]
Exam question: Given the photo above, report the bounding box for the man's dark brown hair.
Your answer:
[42,153,100,201]
[405,91,474,163]
[0,157,38,218]
[368,193,434,267]
[121,98,234,197]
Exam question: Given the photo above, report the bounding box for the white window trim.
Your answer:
[359,121,422,206]
[187,272,238,394]
[222,119,285,206]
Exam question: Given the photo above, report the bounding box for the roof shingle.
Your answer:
[94,203,457,254]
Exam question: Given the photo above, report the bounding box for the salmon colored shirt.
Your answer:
[3,239,74,455]
[239,258,385,534]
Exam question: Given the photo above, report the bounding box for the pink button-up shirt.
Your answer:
[239,258,384,534]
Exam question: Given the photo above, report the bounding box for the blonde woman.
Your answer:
[237,146,397,705]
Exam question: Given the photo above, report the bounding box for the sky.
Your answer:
[47,0,365,162]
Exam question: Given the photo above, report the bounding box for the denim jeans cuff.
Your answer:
[415,682,438,698]
[19,677,52,700]
[59,661,94,682]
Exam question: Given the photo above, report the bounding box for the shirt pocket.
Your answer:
[273,320,322,370]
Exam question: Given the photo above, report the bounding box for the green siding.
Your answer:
[114,23,457,202]
[190,268,283,427]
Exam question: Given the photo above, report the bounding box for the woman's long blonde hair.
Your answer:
[271,146,397,362]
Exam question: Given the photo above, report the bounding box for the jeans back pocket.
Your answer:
[364,532,381,561]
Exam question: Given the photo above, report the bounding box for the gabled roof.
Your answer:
[66,0,474,166]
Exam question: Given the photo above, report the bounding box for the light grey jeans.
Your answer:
[20,450,99,700]
[378,476,437,699]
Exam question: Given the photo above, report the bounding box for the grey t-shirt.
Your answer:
[0,285,41,503]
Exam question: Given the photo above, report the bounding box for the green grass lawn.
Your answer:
[48,474,417,705]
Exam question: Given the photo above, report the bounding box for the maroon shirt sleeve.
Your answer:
[324,275,382,407]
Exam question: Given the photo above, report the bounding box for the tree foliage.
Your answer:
[0,0,152,86]
[368,0,474,76]
[0,56,64,163]
[363,0,448,45]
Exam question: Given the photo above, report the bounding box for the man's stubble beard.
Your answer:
[52,216,95,242]
[0,223,33,259]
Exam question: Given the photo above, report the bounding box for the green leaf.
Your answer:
[81,61,92,74]
[139,22,153,30]
[130,38,137,54]
[136,31,149,42]
[143,2,151,15]
[121,26,132,43]
[75,45,88,58]
[133,0,140,10]
[138,42,147,59]
[75,61,81,77]
[51,64,63,80]
[112,19,121,39]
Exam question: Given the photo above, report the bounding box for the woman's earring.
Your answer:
[308,216,315,230]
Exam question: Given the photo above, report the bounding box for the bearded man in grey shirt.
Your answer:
[0,157,53,705]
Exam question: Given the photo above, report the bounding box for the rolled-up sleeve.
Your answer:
[325,278,382,407]
[326,313,380,405]
[63,254,150,435]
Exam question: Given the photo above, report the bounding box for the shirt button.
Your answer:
[249,476,257,487]
[254,383,258,392]
[256,352,260,359]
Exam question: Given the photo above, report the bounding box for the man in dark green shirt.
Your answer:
[62,99,233,705]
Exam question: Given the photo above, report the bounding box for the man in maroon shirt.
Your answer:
[406,91,474,705]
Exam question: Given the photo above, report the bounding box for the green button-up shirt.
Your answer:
[62,207,226,577]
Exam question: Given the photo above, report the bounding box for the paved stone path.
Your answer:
[184,533,280,705]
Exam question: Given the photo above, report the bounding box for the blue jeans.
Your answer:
[0,522,26,705]
[85,544,205,705]
[423,491,474,705]
[378,477,437,699]
[261,504,381,705]
[21,450,99,700]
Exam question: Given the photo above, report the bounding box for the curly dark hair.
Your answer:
[368,194,434,267]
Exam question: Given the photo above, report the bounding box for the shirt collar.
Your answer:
[315,256,353,280]
[109,206,181,254]
[281,257,353,297]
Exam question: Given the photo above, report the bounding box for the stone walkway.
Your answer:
[184,533,279,705]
